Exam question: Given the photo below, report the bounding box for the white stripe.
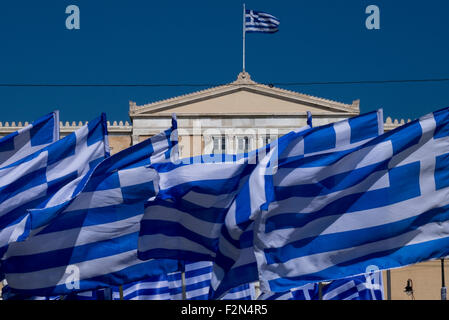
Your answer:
[158,162,247,190]
[65,188,124,212]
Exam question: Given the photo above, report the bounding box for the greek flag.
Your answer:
[245,9,280,33]
[137,153,261,263]
[2,116,179,296]
[0,111,59,168]
[108,261,255,300]
[167,261,256,300]
[258,272,384,300]
[255,106,449,293]
[1,284,61,300]
[112,273,172,300]
[138,111,316,269]
[321,272,384,300]
[211,110,384,298]
[0,114,109,259]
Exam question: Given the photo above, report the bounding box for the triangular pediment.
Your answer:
[129,72,360,117]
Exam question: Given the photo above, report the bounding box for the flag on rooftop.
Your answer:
[2,115,179,296]
[165,261,256,300]
[0,111,59,168]
[0,113,109,259]
[254,106,449,293]
[245,9,280,33]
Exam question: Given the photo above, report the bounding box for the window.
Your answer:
[213,135,226,154]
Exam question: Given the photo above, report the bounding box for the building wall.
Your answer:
[387,260,449,300]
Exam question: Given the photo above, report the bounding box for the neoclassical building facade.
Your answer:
[0,72,443,300]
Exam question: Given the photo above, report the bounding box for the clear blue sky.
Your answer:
[0,0,448,123]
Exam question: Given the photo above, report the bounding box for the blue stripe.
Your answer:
[303,123,336,154]
[36,203,143,235]
[435,152,449,190]
[138,248,212,264]
[9,259,178,297]
[433,108,449,139]
[87,113,107,147]
[158,175,252,200]
[47,132,76,166]
[0,132,17,152]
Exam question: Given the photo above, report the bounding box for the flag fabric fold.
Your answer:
[210,110,384,299]
[0,111,59,168]
[258,272,384,300]
[254,107,449,293]
[1,115,179,296]
[0,113,109,258]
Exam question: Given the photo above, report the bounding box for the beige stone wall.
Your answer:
[108,135,131,155]
[386,260,449,300]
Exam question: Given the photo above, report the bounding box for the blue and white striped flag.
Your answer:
[254,106,449,293]
[64,288,112,300]
[167,261,256,300]
[1,284,61,300]
[137,114,313,268]
[2,115,179,296]
[137,154,262,263]
[321,272,384,300]
[211,110,384,299]
[0,114,109,258]
[112,273,171,300]
[0,111,59,168]
[258,271,384,300]
[245,9,280,33]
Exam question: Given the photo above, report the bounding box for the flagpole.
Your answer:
[441,258,447,300]
[242,3,246,72]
